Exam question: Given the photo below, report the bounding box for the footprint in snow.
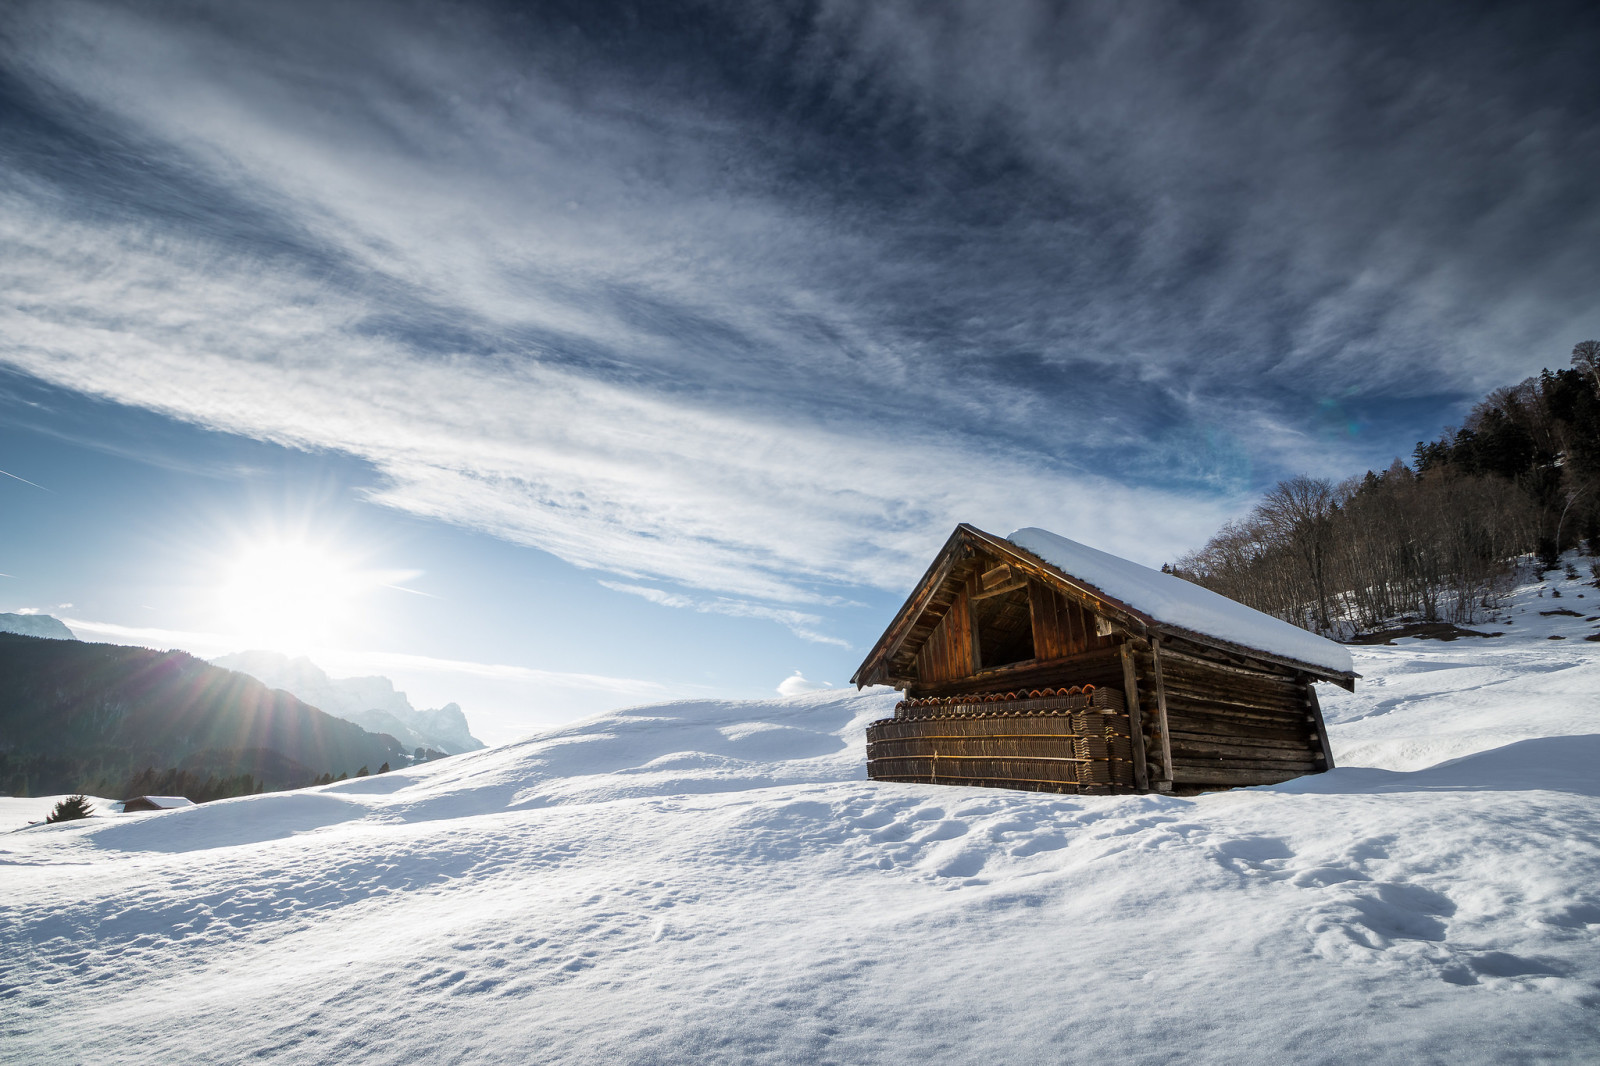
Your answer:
[1092,814,1180,839]
[1439,951,1571,986]
[913,819,969,843]
[1343,835,1394,864]
[867,822,915,844]
[1306,880,1459,969]
[1533,899,1600,928]
[1211,835,1295,874]
[934,849,987,879]
[1009,833,1069,857]
[1344,883,1454,942]
[1291,865,1371,889]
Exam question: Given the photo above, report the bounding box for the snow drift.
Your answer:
[2,565,1597,1065]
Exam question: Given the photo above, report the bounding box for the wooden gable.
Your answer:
[854,525,1137,692]
[854,523,1355,693]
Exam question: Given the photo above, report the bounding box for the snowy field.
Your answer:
[3,567,1598,1064]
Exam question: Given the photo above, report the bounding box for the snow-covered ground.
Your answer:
[3,565,1598,1064]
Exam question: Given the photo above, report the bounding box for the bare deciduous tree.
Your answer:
[1175,353,1600,636]
[1574,340,1600,395]
[1255,475,1340,632]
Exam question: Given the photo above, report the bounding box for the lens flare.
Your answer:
[217,539,359,655]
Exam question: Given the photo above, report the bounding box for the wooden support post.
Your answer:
[1119,642,1151,793]
[1304,680,1336,771]
[964,573,982,675]
[1149,637,1175,791]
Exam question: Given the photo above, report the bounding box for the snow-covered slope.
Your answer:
[0,612,76,640]
[3,565,1597,1065]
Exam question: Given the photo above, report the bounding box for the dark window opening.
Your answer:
[972,584,1035,669]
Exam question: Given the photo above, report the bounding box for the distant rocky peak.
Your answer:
[0,613,77,641]
[210,651,485,754]
[412,703,484,753]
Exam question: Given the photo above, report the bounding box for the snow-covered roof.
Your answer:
[124,796,195,809]
[1007,527,1355,677]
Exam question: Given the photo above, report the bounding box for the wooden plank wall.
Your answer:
[1027,580,1115,660]
[1136,643,1324,788]
[913,582,975,684]
[907,572,1119,692]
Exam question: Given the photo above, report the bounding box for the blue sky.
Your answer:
[3,1,1598,742]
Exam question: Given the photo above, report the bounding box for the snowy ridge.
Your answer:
[213,650,485,754]
[0,612,76,641]
[2,565,1597,1063]
[1008,526,1355,675]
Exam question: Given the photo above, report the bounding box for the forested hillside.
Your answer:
[0,634,407,797]
[1176,347,1600,633]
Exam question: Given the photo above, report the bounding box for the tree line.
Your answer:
[118,761,394,802]
[1173,344,1600,635]
[121,767,268,804]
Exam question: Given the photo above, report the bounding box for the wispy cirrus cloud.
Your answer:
[600,581,850,647]
[0,198,1242,602]
[2,0,1597,615]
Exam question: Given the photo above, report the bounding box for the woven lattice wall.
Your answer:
[866,687,1135,794]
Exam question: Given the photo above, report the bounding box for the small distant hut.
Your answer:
[853,525,1356,794]
[120,795,195,813]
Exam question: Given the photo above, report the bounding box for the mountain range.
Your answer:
[211,650,485,755]
[0,633,407,796]
[0,613,484,760]
[0,612,77,641]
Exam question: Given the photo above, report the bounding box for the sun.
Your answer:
[216,538,361,655]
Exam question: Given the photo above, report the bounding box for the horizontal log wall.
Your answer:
[1137,643,1324,789]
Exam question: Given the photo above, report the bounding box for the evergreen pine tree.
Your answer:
[377,762,390,774]
[46,795,94,823]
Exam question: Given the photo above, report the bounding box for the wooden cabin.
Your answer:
[853,524,1357,794]
[120,795,195,813]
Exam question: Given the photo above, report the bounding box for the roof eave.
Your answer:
[1149,622,1359,689]
[850,525,975,689]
